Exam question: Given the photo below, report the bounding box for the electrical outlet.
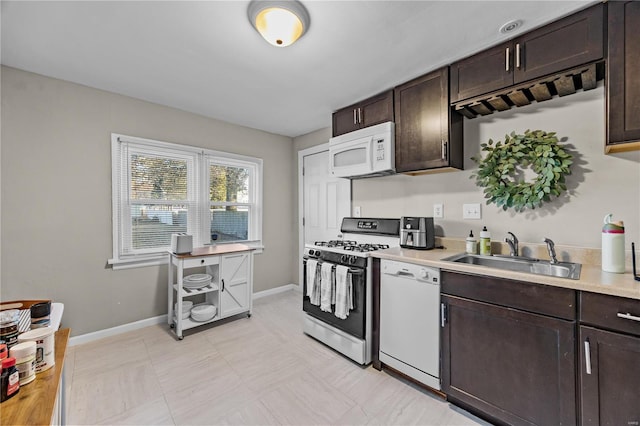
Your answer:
[463,203,482,219]
[354,206,361,217]
[433,203,443,218]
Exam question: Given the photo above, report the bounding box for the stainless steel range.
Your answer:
[302,217,400,365]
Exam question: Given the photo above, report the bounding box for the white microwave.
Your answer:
[329,121,395,179]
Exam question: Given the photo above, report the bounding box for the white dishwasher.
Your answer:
[379,259,441,390]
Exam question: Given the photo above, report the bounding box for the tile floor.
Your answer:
[65,290,490,425]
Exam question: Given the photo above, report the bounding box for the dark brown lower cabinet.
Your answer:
[579,326,640,426]
[441,294,577,426]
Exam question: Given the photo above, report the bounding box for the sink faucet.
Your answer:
[505,232,519,256]
[543,237,558,264]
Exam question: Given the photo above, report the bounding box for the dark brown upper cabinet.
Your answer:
[394,67,463,174]
[451,3,604,104]
[606,1,640,153]
[332,90,394,137]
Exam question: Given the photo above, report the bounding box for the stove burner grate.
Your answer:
[313,241,390,252]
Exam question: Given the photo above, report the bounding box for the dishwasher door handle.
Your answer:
[383,270,415,278]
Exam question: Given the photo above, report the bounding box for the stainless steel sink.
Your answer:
[442,253,582,280]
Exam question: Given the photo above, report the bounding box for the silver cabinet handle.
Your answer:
[358,107,362,124]
[584,339,592,375]
[441,140,447,161]
[353,109,357,125]
[516,43,521,68]
[617,312,640,322]
[506,47,510,72]
[441,303,446,327]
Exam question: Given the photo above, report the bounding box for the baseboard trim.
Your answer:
[69,314,168,346]
[70,283,301,346]
[253,283,299,299]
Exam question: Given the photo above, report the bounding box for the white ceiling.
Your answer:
[1,0,596,138]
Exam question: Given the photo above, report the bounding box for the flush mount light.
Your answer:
[248,0,310,47]
[499,19,523,34]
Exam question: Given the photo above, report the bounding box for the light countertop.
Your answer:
[170,243,255,258]
[372,246,640,301]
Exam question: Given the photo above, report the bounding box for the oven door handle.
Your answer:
[310,259,365,275]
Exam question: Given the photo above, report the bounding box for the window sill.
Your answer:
[108,255,168,270]
[108,241,264,270]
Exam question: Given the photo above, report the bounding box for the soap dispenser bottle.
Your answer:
[479,226,491,255]
[466,230,478,254]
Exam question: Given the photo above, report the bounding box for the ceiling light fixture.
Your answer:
[248,0,310,47]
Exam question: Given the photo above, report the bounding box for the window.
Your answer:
[110,134,262,269]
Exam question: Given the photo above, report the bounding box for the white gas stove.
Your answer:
[302,217,400,365]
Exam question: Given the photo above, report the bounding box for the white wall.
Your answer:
[295,85,640,250]
[1,66,296,336]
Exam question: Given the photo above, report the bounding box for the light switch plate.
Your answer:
[463,203,481,219]
[354,206,361,217]
[433,203,443,218]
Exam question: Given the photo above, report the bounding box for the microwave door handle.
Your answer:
[370,136,375,169]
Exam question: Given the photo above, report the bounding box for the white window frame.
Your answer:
[204,157,258,244]
[109,133,263,270]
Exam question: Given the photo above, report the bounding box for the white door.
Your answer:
[302,149,351,244]
[298,145,351,287]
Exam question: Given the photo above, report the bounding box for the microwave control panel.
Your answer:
[375,138,385,161]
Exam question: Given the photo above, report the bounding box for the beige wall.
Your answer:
[294,85,640,253]
[1,66,296,336]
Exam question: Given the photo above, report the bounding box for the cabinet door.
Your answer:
[394,68,451,173]
[441,295,577,426]
[359,90,394,129]
[450,43,513,103]
[579,326,640,426]
[220,253,250,318]
[332,91,394,137]
[332,105,359,137]
[514,3,603,84]
[607,1,640,150]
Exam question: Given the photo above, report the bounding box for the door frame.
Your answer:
[297,143,330,290]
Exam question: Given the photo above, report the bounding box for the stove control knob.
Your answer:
[308,249,315,256]
[349,256,357,265]
[341,255,347,263]
[419,268,429,280]
[406,224,412,229]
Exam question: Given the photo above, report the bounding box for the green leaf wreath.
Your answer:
[471,130,573,212]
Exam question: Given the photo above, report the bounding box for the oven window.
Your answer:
[334,147,367,167]
[303,260,366,339]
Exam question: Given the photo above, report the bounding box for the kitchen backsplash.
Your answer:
[350,86,640,249]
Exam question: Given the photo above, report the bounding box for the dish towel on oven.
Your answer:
[334,265,353,319]
[320,262,334,312]
[306,259,321,306]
